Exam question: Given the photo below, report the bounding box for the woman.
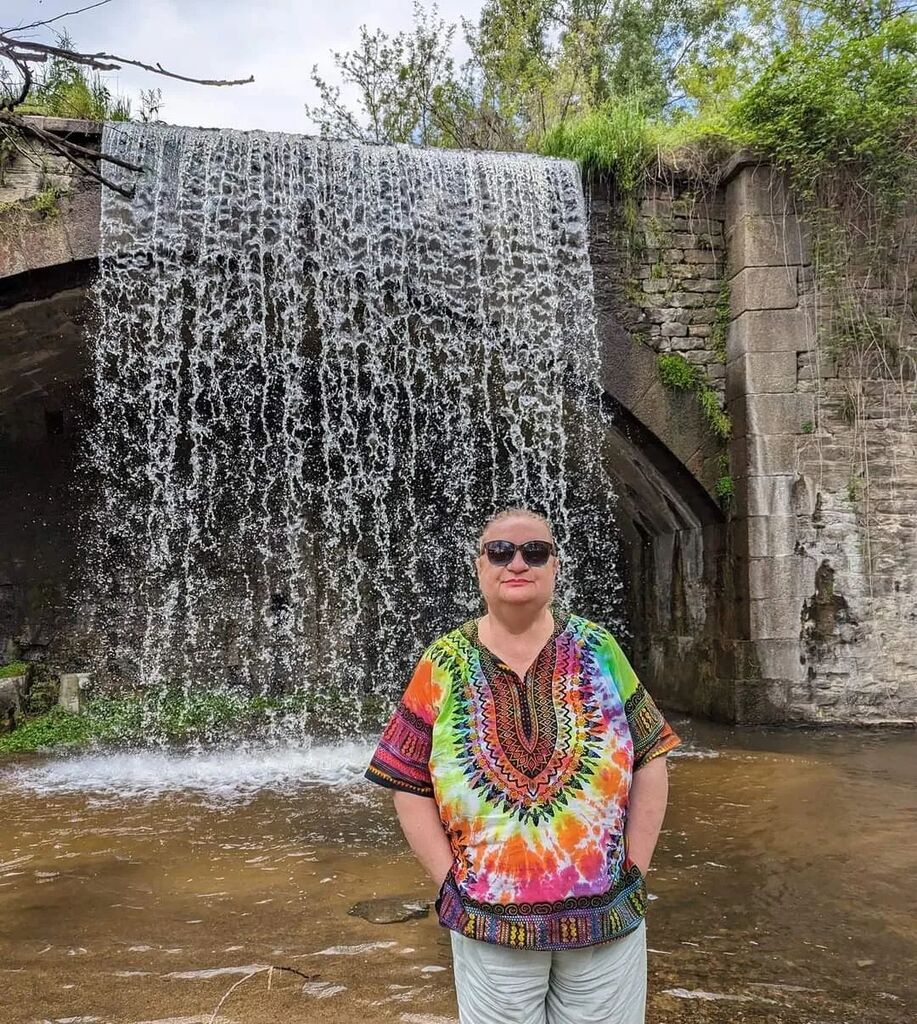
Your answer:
[365,507,681,1024]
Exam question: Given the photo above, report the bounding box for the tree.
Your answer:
[0,0,252,195]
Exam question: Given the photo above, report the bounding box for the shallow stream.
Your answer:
[1,719,914,1024]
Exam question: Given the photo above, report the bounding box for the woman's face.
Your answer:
[475,515,558,614]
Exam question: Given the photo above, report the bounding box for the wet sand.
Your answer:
[1,719,914,1024]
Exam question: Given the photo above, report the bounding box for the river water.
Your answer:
[1,720,914,1024]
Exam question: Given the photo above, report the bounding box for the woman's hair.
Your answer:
[477,507,554,550]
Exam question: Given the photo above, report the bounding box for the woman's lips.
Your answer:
[503,579,531,587]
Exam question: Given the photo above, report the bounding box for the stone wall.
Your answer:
[725,164,917,724]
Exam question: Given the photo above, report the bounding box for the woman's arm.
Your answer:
[392,790,454,886]
[623,755,670,874]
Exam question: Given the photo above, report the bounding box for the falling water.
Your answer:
[85,122,620,724]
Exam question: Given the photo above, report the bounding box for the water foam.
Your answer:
[4,742,373,800]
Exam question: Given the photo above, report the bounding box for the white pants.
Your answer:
[449,919,647,1024]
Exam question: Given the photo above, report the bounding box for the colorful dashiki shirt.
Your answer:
[364,610,681,951]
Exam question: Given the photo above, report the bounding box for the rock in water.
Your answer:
[349,898,431,924]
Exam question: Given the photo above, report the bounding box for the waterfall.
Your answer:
[86,122,620,724]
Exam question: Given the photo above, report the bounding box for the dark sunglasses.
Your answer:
[481,540,556,568]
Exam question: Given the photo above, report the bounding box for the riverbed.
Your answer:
[1,718,914,1024]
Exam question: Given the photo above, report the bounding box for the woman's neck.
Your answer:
[479,603,554,641]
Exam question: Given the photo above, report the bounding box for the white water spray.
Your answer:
[87,123,618,720]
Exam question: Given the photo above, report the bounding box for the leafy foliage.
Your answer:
[16,33,131,121]
[728,13,916,204]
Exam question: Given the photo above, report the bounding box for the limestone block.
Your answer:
[746,515,800,557]
[681,278,722,293]
[732,474,797,517]
[729,266,798,315]
[749,596,804,639]
[728,393,815,438]
[745,638,807,682]
[58,672,90,713]
[726,216,809,277]
[660,323,687,337]
[725,351,797,402]
[726,308,815,361]
[748,554,814,601]
[731,434,798,476]
[0,675,26,729]
[683,249,719,264]
[725,165,793,224]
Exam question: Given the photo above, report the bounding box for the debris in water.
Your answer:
[349,897,430,924]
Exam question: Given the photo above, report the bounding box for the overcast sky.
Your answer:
[3,0,482,132]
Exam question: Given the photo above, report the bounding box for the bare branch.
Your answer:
[4,0,116,35]
[6,112,142,171]
[0,110,137,196]
[0,57,30,111]
[0,34,253,87]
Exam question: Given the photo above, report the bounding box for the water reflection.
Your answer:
[1,720,913,1023]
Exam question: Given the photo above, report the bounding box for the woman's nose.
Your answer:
[508,551,528,571]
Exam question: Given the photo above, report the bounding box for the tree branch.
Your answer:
[0,110,137,197]
[0,34,254,87]
[4,1,116,35]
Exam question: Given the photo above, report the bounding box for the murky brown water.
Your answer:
[1,719,914,1024]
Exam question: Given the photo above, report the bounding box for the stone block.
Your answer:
[642,278,671,293]
[748,596,804,639]
[749,634,806,684]
[660,323,687,337]
[726,308,815,361]
[731,434,799,476]
[745,515,800,557]
[725,351,797,402]
[729,266,798,315]
[681,278,722,293]
[726,215,809,277]
[725,165,792,224]
[683,249,719,264]
[748,554,814,601]
[728,393,815,437]
[58,672,90,713]
[733,474,797,517]
[670,335,706,351]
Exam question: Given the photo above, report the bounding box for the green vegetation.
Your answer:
[0,661,28,679]
[657,352,731,440]
[29,184,67,218]
[0,686,389,755]
[16,32,131,121]
[710,280,730,364]
[657,352,734,508]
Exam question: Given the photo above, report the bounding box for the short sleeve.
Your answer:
[602,631,682,771]
[364,653,437,797]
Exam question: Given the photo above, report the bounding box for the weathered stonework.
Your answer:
[725,163,917,725]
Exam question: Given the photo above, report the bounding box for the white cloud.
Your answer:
[3,0,480,132]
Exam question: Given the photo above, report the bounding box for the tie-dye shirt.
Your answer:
[364,610,681,950]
